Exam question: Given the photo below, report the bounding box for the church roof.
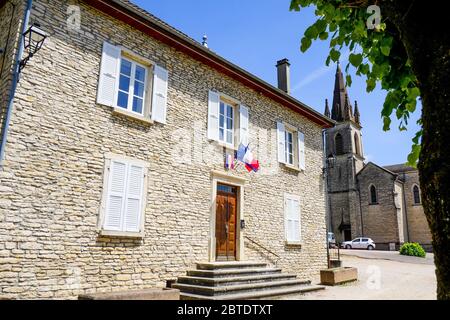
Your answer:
[383,164,417,173]
[357,162,398,177]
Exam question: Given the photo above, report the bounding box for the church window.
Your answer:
[413,185,421,204]
[369,185,377,204]
[335,133,344,155]
[354,133,361,156]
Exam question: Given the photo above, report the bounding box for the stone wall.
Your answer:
[0,0,327,299]
[400,170,432,246]
[358,164,400,246]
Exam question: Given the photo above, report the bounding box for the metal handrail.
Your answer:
[244,235,281,266]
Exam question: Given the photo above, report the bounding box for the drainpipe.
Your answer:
[0,0,33,166]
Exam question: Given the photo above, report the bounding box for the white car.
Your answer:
[341,237,376,250]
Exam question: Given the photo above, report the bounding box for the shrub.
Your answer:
[399,242,426,258]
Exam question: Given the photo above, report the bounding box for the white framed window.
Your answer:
[277,121,305,170]
[284,194,302,244]
[98,154,149,237]
[116,58,148,115]
[219,101,234,146]
[97,41,168,124]
[207,90,249,148]
[285,128,294,165]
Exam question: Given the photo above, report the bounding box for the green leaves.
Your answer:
[349,53,363,67]
[329,48,340,62]
[291,0,422,165]
[300,37,312,52]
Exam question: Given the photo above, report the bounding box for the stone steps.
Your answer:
[178,273,297,287]
[173,261,325,300]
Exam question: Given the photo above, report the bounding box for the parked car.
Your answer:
[327,232,337,248]
[341,237,376,250]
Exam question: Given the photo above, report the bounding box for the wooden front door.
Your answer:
[215,184,237,261]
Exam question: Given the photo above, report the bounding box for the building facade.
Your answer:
[324,64,432,250]
[0,0,333,299]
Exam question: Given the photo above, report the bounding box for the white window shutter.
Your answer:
[124,165,144,232]
[239,105,249,145]
[151,65,169,124]
[97,42,121,107]
[104,161,127,231]
[298,131,305,170]
[207,90,220,141]
[286,197,301,242]
[277,121,286,163]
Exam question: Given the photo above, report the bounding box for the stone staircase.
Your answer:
[172,261,325,300]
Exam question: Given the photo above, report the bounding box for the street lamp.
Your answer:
[19,23,47,72]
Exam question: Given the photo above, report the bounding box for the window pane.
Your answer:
[120,59,132,76]
[289,153,293,164]
[227,117,233,130]
[119,75,130,92]
[134,81,145,98]
[227,104,233,117]
[226,130,233,144]
[220,102,224,116]
[135,65,146,82]
[219,114,224,129]
[117,91,128,109]
[219,128,224,141]
[132,97,143,114]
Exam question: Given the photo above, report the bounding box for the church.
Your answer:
[323,64,432,251]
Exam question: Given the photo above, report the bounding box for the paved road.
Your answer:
[340,249,434,265]
[282,250,437,300]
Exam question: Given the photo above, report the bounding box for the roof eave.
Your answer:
[86,0,334,129]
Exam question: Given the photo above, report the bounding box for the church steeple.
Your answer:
[354,100,361,125]
[324,99,331,118]
[330,62,360,126]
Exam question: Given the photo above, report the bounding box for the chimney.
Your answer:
[276,58,290,94]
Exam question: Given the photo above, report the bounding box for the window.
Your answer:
[97,42,168,124]
[219,101,234,145]
[413,185,421,204]
[117,58,147,114]
[99,154,149,237]
[370,185,377,204]
[207,91,249,148]
[284,194,301,244]
[335,133,344,155]
[352,239,361,243]
[285,129,294,165]
[276,121,306,170]
[354,133,361,156]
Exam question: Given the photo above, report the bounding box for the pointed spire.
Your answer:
[331,62,348,122]
[324,99,331,118]
[343,94,352,121]
[354,100,361,125]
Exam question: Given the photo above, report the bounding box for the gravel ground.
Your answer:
[285,251,437,300]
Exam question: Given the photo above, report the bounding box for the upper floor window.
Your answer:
[219,101,234,145]
[335,133,344,155]
[117,58,147,115]
[277,121,305,170]
[96,41,168,124]
[354,133,361,156]
[285,128,295,165]
[413,185,421,204]
[370,185,377,204]
[207,91,249,148]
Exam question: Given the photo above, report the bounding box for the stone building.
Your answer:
[324,63,432,251]
[0,0,333,299]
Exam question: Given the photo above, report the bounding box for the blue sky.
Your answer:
[132,0,421,165]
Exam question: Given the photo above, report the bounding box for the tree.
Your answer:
[289,0,449,299]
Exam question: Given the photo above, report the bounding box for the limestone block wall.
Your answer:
[358,165,400,245]
[0,0,327,299]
